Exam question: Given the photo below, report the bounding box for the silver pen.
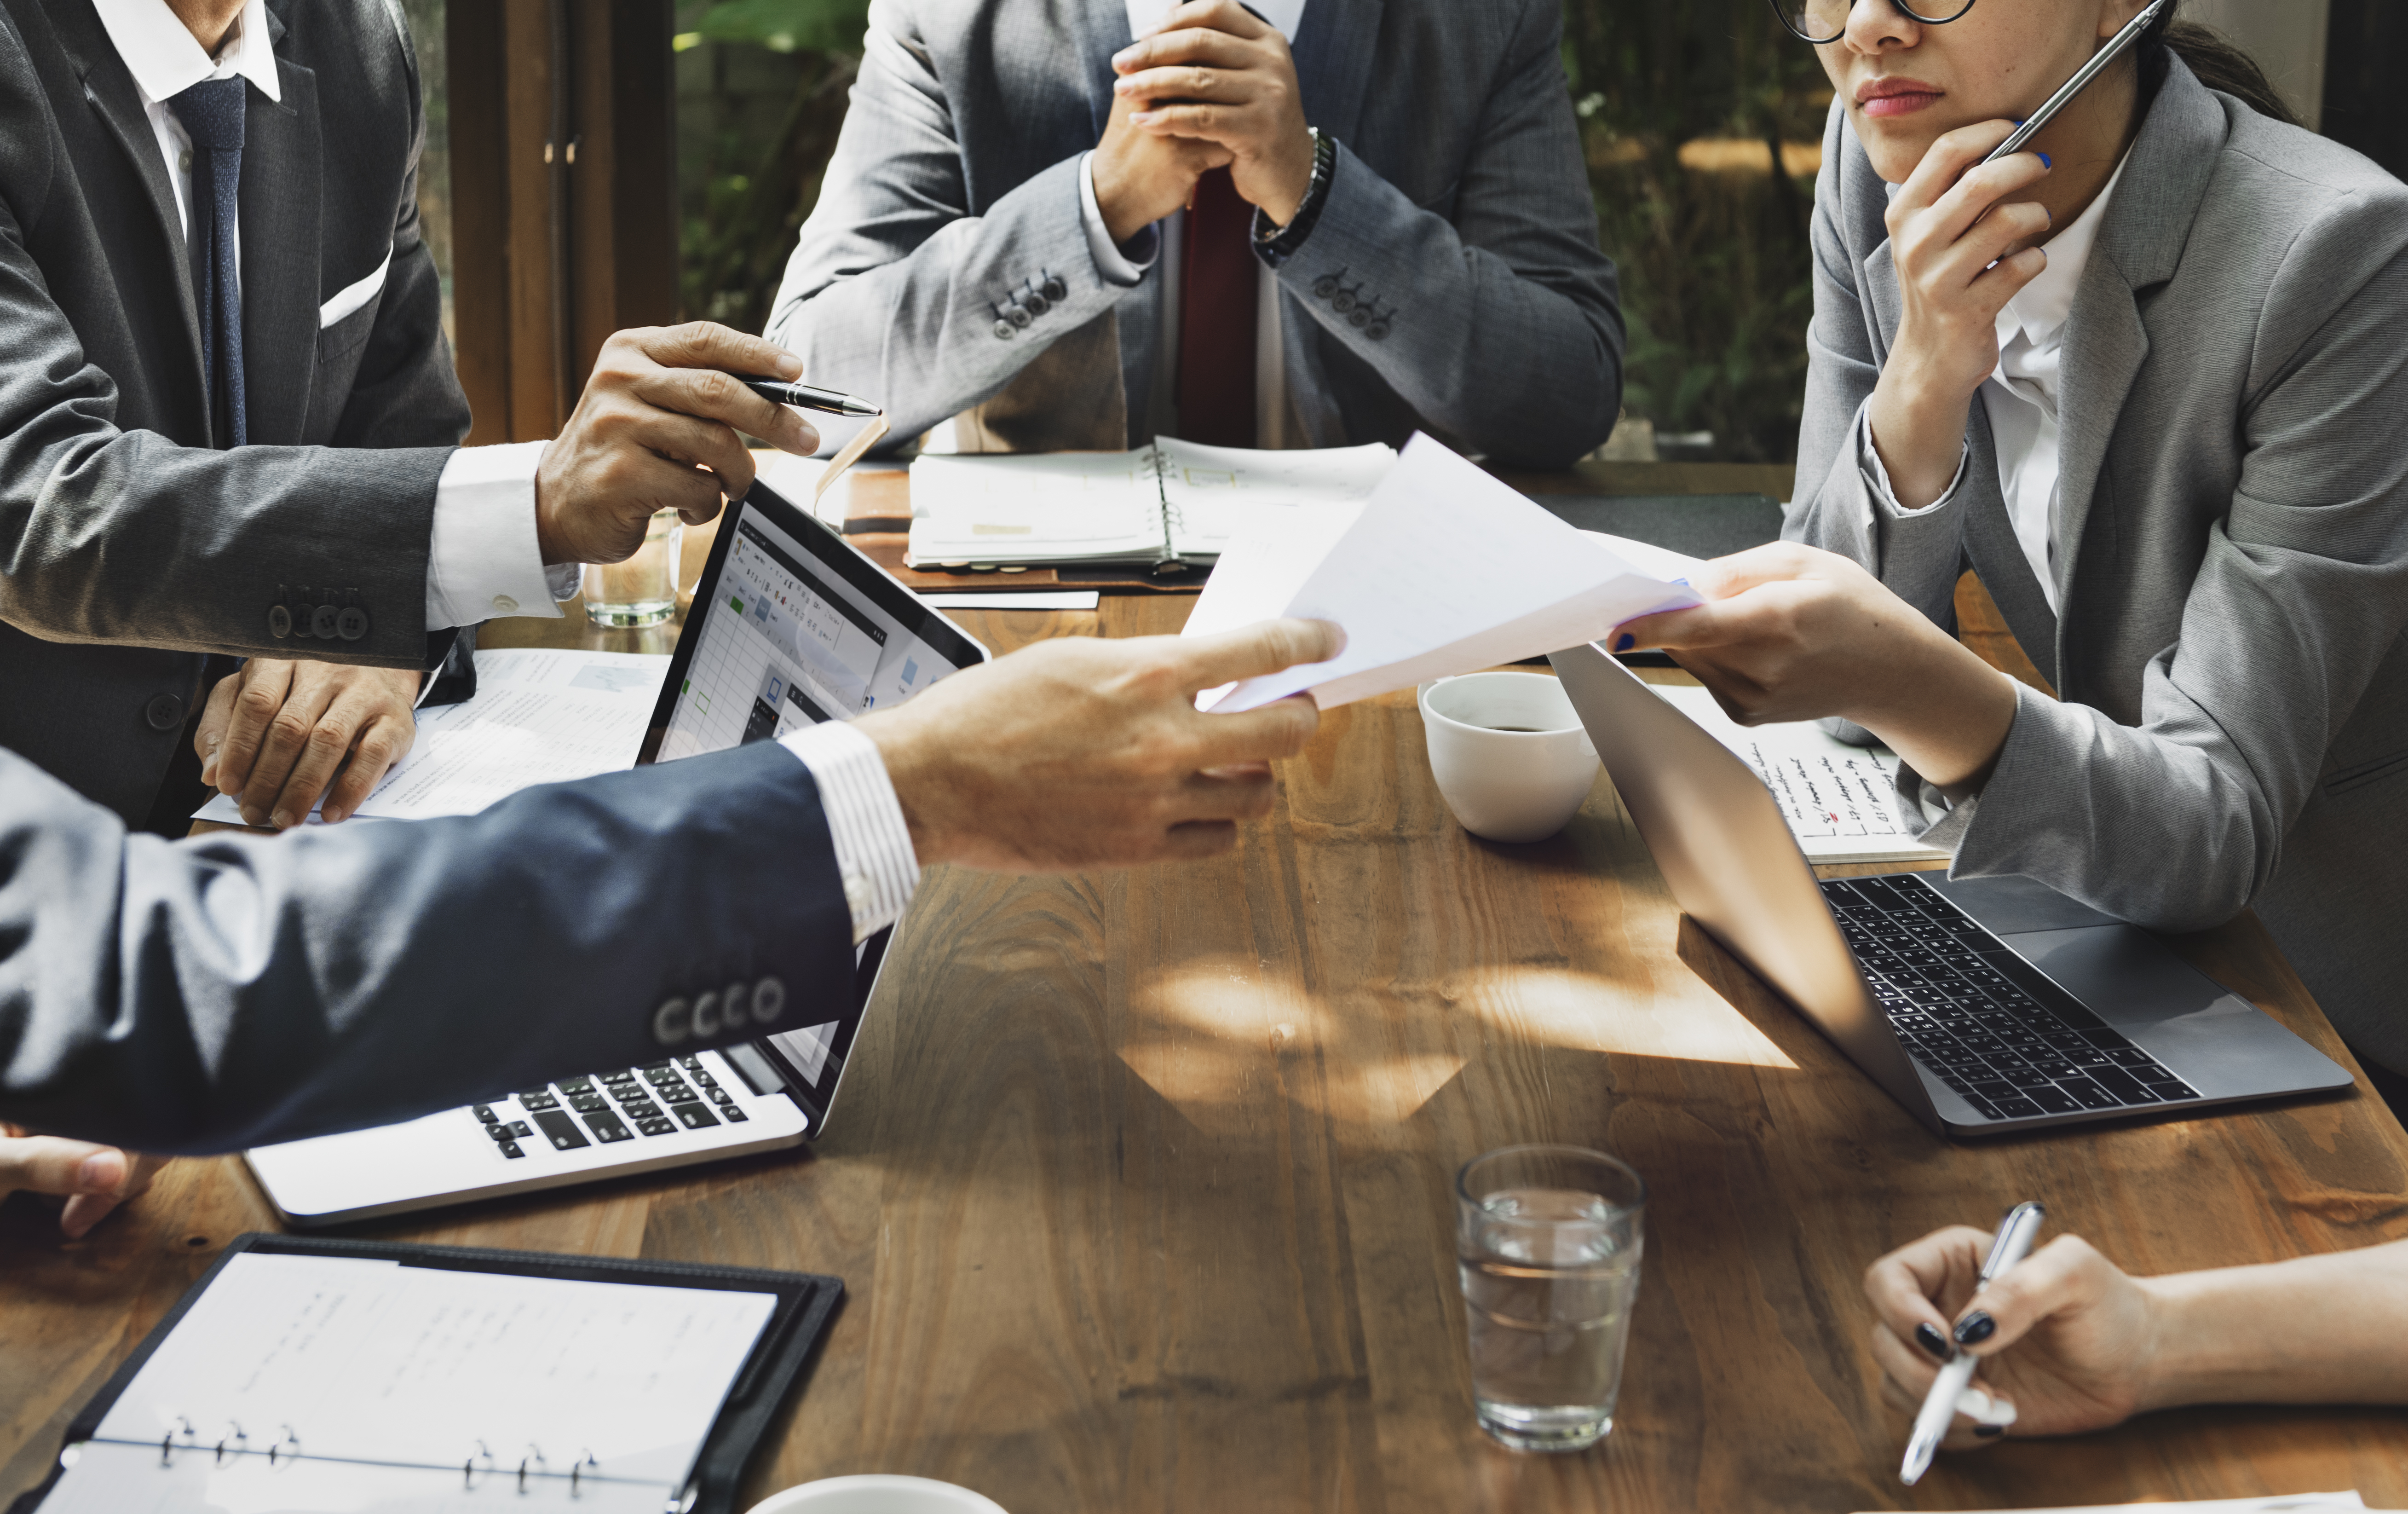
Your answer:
[1979,0,2168,165]
[736,376,884,419]
[1899,1200,2047,1486]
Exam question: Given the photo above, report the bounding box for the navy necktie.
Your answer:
[167,77,247,448]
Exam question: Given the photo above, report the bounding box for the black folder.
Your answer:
[9,1231,843,1514]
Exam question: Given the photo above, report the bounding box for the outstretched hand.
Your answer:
[858,618,1343,871]
[0,1126,167,1239]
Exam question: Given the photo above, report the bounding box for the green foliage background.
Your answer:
[676,0,1831,461]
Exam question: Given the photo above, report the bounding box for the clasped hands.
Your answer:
[1094,0,1315,243]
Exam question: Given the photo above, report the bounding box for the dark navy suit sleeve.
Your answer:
[0,741,856,1153]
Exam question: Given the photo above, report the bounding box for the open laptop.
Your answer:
[244,480,991,1226]
[1548,641,2353,1137]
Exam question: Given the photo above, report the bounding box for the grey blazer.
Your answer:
[0,741,854,1153]
[0,0,471,827]
[765,0,1622,468]
[1786,59,2408,1075]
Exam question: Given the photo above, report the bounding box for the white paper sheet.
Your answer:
[1650,684,1951,865]
[193,649,668,826]
[906,450,1168,563]
[1851,1497,2368,1514]
[1155,438,1393,558]
[920,591,1102,610]
[1182,433,1701,713]
[47,1252,779,1511]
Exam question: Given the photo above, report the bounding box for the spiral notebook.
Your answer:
[13,1233,842,1514]
[904,438,1394,571]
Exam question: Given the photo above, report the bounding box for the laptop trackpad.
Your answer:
[2006,924,2352,1098]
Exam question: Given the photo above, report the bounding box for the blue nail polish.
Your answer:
[2036,151,2052,169]
[1613,633,1636,653]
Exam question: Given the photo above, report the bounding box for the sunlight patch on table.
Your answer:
[1462,965,1798,1069]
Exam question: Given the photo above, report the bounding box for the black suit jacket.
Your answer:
[0,0,472,826]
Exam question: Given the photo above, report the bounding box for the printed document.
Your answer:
[1650,684,1949,865]
[1182,433,1702,712]
[193,648,667,826]
[1851,1497,2366,1514]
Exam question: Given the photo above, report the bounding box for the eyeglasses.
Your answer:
[1767,0,1978,45]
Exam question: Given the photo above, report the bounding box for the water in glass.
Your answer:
[1459,1186,1641,1452]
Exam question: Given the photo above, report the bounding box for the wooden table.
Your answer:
[6,466,2406,1512]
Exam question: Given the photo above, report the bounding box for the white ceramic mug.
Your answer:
[746,1476,1008,1514]
[1417,671,1600,844]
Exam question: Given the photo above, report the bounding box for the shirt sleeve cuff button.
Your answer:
[490,594,519,616]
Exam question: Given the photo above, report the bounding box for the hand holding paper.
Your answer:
[1182,434,1702,712]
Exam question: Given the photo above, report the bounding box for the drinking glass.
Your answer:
[584,509,683,627]
[1455,1144,1645,1452]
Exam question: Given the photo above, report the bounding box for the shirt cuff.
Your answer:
[1854,399,1970,526]
[426,440,561,628]
[777,719,921,944]
[1078,151,1158,288]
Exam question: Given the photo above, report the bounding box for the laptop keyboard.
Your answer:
[1819,875,2202,1122]
[470,1056,750,1159]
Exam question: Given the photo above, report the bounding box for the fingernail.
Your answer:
[1973,1425,2004,1438]
[2036,151,2052,169]
[1130,111,1157,125]
[241,807,265,827]
[76,1153,120,1192]
[271,809,295,830]
[775,350,802,379]
[1114,78,1133,94]
[199,757,216,786]
[1953,1310,1996,1346]
[1613,633,1636,652]
[1914,1322,1951,1360]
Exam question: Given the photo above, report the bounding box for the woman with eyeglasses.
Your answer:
[1618,0,2408,1115]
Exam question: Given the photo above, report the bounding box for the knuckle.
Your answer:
[269,711,315,745]
[309,719,354,755]
[237,685,282,719]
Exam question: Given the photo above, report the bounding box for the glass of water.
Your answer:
[1455,1144,1645,1453]
[584,509,684,627]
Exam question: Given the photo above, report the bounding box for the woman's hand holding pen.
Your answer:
[1865,1225,2164,1446]
[1865,120,2053,509]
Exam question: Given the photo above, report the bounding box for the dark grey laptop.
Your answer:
[1549,641,2353,1137]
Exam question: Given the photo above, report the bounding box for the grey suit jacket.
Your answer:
[1786,59,2408,1074]
[765,0,1621,468]
[0,0,472,826]
[0,741,855,1153]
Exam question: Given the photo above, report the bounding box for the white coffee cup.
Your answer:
[1417,671,1600,844]
[746,1475,1009,1514]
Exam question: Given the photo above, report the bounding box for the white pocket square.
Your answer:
[319,245,394,329]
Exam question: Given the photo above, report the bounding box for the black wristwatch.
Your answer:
[1255,128,1337,265]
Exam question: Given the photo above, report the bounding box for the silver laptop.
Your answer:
[1549,641,2353,1137]
[245,480,991,1225]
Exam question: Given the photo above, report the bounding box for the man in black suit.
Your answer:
[0,0,804,838]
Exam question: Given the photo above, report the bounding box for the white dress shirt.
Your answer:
[93,0,574,633]
[1856,153,2133,615]
[776,720,921,942]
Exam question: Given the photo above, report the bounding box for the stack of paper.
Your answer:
[1851,1497,2370,1514]
[1181,433,1701,712]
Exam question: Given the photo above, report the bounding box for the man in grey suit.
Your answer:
[0,617,1340,1160]
[767,0,1622,466]
[0,0,808,838]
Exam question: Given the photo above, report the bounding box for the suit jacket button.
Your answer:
[993,319,1014,340]
[144,693,184,731]
[309,604,340,638]
[1007,305,1032,328]
[1042,276,1067,302]
[1365,321,1391,341]
[269,604,293,638]
[337,606,369,641]
[651,997,692,1045]
[1331,289,1356,313]
[751,976,785,1025]
[1313,276,1338,299]
[1022,289,1049,316]
[1348,307,1370,328]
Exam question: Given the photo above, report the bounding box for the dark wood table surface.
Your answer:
[5,462,2405,1512]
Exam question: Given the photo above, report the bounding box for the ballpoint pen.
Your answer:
[1978,0,2167,166]
[736,376,884,418]
[1900,1200,2047,1486]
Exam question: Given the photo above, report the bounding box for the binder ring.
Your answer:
[269,1425,301,1468]
[518,1445,547,1494]
[159,1416,195,1468]
[213,1422,246,1467]
[464,1441,494,1490]
[570,1449,599,1498]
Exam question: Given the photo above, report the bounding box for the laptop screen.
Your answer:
[639,480,987,1119]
